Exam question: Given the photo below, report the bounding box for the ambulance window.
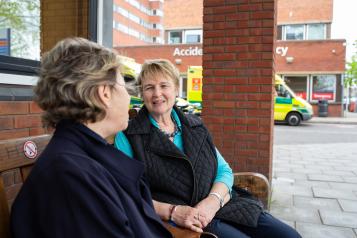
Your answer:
[275,85,291,98]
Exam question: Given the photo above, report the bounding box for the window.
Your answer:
[311,75,336,101]
[185,30,202,44]
[307,24,325,40]
[168,29,202,44]
[284,76,308,100]
[285,24,304,40]
[275,84,292,98]
[0,1,40,61]
[279,23,327,41]
[169,31,183,44]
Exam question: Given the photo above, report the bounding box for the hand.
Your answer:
[170,205,205,233]
[194,196,221,227]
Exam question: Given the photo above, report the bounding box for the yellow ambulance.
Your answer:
[186,67,312,126]
[274,75,313,126]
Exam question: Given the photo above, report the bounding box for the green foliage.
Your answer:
[345,40,357,87]
[0,0,40,59]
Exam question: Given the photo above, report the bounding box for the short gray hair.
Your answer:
[35,37,122,128]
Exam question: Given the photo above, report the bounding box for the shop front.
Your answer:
[275,40,346,116]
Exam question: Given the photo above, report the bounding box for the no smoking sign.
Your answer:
[23,141,38,159]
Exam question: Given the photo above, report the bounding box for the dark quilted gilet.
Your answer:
[125,107,263,227]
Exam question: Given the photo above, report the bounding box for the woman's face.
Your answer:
[141,73,178,118]
[108,72,131,132]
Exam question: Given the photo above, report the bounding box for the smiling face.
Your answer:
[141,73,178,119]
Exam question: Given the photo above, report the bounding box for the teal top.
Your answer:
[114,109,233,192]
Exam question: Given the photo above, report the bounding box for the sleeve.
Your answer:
[214,147,234,193]
[48,156,135,238]
[114,131,134,158]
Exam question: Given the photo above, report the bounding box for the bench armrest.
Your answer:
[234,172,271,209]
[163,221,217,238]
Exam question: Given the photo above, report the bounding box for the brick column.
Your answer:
[202,0,276,181]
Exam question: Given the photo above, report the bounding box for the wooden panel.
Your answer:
[0,177,11,238]
[234,172,271,209]
[0,135,51,172]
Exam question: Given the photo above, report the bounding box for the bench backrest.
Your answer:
[0,135,52,238]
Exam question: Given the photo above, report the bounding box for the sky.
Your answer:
[331,0,357,62]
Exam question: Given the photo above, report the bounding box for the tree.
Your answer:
[0,0,40,60]
[345,40,357,87]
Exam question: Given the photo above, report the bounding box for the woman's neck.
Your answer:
[151,111,172,127]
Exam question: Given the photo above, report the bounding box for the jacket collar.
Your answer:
[126,106,208,163]
[54,120,145,183]
[126,106,203,135]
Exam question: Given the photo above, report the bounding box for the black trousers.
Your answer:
[205,211,301,238]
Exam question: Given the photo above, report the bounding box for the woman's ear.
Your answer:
[97,85,112,107]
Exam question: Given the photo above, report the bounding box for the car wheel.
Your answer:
[286,112,301,126]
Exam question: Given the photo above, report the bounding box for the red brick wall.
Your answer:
[277,0,333,24]
[275,40,346,73]
[202,0,276,180]
[0,101,45,140]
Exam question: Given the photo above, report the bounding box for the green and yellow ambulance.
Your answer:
[186,67,313,126]
[274,75,313,126]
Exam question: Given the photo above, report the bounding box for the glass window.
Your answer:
[284,76,308,99]
[0,1,40,60]
[275,84,292,98]
[307,24,325,40]
[311,75,336,101]
[285,24,304,40]
[185,30,202,43]
[169,31,182,44]
[128,13,140,24]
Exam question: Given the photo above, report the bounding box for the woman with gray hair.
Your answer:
[10,38,172,238]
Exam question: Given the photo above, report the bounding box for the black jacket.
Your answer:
[11,120,172,238]
[125,107,263,227]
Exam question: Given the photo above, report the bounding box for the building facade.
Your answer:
[114,0,346,116]
[275,0,345,116]
[113,0,164,46]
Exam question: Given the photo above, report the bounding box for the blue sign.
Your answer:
[0,28,11,56]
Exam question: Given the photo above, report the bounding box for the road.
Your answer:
[274,122,357,145]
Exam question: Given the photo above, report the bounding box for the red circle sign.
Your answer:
[23,141,38,159]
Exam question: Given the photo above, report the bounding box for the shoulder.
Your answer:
[126,107,151,135]
[174,107,203,128]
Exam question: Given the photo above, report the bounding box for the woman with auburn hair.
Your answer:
[10,38,172,238]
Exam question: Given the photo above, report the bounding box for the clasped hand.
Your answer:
[171,196,221,233]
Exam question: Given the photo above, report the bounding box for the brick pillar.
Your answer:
[202,0,276,181]
[41,0,89,53]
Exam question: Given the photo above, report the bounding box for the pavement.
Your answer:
[308,111,357,125]
[270,112,357,238]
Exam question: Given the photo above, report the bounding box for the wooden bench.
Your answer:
[0,135,270,238]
